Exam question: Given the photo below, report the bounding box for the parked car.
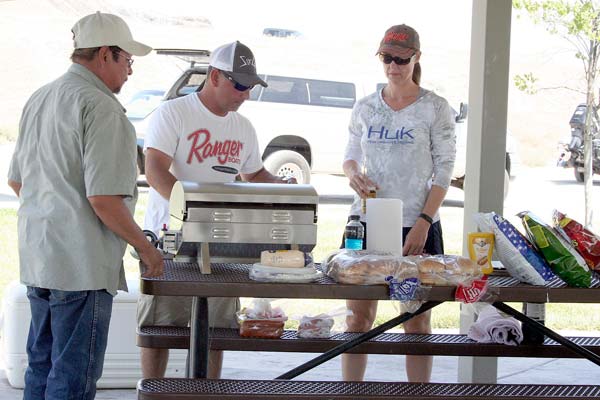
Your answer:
[130,49,519,188]
[374,83,520,186]
[131,49,368,183]
[125,89,165,174]
[262,28,302,38]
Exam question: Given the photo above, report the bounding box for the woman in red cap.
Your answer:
[341,24,456,382]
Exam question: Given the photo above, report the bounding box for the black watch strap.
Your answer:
[419,212,433,225]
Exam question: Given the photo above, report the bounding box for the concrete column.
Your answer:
[458,0,512,384]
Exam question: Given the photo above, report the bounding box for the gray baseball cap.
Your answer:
[209,41,267,87]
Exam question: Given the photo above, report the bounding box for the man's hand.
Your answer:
[138,244,164,277]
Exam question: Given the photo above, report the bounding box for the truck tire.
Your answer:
[264,150,311,184]
[575,169,585,182]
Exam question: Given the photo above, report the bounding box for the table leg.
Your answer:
[492,301,600,366]
[188,296,209,378]
[276,300,443,380]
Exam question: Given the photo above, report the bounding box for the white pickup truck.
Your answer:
[127,49,519,187]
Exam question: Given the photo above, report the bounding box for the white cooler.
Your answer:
[0,280,186,388]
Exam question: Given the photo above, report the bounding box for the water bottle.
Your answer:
[522,302,546,345]
[344,215,364,250]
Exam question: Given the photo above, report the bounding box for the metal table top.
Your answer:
[140,260,600,303]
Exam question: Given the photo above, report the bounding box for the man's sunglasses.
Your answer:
[378,52,415,66]
[222,72,254,92]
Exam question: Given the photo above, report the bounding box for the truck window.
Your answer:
[259,76,309,105]
[307,79,355,108]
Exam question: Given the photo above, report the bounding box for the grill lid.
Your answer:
[170,181,319,221]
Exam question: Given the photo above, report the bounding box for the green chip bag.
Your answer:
[519,211,591,288]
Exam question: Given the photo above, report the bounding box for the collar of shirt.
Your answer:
[67,63,126,113]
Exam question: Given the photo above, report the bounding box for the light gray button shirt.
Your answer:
[8,64,138,295]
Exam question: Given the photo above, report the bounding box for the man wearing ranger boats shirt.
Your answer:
[137,41,293,379]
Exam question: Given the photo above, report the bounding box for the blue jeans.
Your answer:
[24,287,113,400]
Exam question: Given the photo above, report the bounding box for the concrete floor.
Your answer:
[2,348,600,399]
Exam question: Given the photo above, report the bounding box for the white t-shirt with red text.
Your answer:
[143,93,263,234]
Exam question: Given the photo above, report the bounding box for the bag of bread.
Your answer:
[520,211,591,288]
[553,210,600,271]
[411,255,482,286]
[237,299,288,339]
[475,212,555,286]
[324,250,416,285]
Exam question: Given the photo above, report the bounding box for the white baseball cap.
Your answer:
[72,11,152,56]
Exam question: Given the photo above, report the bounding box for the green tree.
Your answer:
[514,0,600,227]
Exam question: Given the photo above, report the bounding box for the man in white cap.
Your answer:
[7,11,163,400]
[137,41,293,379]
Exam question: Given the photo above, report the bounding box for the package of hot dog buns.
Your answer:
[323,250,482,287]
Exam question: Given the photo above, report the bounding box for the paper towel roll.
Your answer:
[366,198,403,254]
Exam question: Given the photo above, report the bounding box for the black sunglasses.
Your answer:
[379,52,415,66]
[221,72,254,92]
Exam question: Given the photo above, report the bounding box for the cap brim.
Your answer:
[120,40,152,56]
[230,72,268,88]
[376,44,417,55]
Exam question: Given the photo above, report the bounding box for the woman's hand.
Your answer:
[348,170,378,198]
[402,219,430,256]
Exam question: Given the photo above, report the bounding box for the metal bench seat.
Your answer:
[137,326,600,358]
[137,378,600,399]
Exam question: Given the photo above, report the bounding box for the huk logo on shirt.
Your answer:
[186,129,243,165]
[367,125,415,144]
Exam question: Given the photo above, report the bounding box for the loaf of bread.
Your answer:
[411,255,482,286]
[325,250,417,285]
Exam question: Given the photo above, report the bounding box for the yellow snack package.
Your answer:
[467,232,495,274]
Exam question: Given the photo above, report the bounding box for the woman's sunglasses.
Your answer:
[379,52,415,66]
[222,71,254,92]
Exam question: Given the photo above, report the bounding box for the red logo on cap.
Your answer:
[384,32,410,43]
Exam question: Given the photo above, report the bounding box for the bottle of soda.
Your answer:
[345,215,364,250]
[521,302,546,345]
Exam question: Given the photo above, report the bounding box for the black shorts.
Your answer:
[340,219,444,255]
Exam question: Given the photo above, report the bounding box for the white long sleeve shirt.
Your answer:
[344,88,456,226]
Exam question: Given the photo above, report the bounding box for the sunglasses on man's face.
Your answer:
[379,52,415,66]
[222,72,254,92]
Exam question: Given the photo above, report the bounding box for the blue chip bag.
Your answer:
[476,212,555,285]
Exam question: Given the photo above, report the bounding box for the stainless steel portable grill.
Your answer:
[162,181,319,273]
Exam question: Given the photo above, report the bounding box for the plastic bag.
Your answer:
[409,254,483,287]
[249,262,323,283]
[475,212,555,286]
[236,299,288,339]
[553,210,600,271]
[323,250,416,285]
[296,307,352,339]
[520,211,591,288]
